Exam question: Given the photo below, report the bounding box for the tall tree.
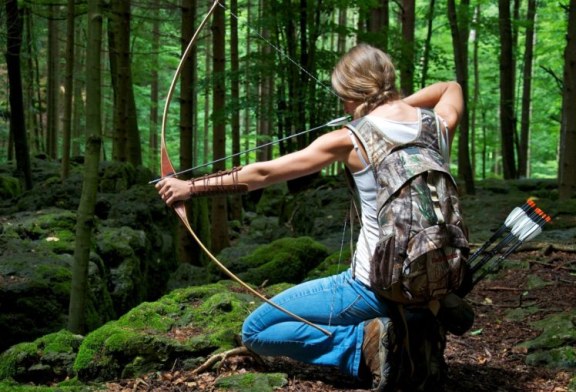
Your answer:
[229,0,243,221]
[447,0,475,194]
[518,0,537,178]
[558,0,576,199]
[5,0,33,190]
[68,0,103,334]
[61,0,76,179]
[257,0,273,163]
[109,0,141,165]
[180,0,196,172]
[22,6,42,155]
[46,4,60,159]
[366,0,390,51]
[498,0,517,179]
[420,0,435,88]
[178,0,204,266]
[149,0,160,174]
[210,2,230,253]
[399,0,415,96]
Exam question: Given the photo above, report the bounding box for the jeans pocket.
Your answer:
[337,294,382,322]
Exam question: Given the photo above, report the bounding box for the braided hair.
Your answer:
[331,44,401,119]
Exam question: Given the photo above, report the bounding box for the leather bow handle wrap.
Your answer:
[159,0,331,336]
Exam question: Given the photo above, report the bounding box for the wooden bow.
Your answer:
[159,0,331,336]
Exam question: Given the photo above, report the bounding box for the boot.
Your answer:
[362,318,400,392]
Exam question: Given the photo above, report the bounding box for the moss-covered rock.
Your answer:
[0,330,83,384]
[517,311,576,369]
[223,237,329,286]
[0,174,21,199]
[0,251,115,353]
[214,372,288,392]
[73,281,258,382]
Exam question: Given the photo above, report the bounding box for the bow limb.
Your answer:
[160,1,331,337]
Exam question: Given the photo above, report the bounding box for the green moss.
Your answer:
[0,175,22,199]
[0,330,82,382]
[526,346,576,369]
[116,301,179,332]
[214,372,288,392]
[236,237,329,285]
[518,312,576,351]
[0,342,37,380]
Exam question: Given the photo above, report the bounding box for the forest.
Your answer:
[0,0,575,391]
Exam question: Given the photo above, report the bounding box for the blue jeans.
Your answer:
[242,269,391,378]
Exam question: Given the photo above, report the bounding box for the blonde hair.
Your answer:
[331,43,400,118]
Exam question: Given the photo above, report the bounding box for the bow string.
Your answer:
[160,0,332,336]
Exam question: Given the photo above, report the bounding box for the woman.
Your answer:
[156,43,464,391]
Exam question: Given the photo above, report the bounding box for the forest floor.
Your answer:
[105,248,575,392]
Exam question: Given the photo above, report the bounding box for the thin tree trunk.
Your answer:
[400,0,415,96]
[498,0,518,179]
[243,0,252,165]
[471,5,481,177]
[72,24,85,158]
[211,2,230,253]
[257,0,272,162]
[149,0,160,174]
[180,0,196,172]
[5,0,33,190]
[229,0,243,221]
[518,0,536,178]
[420,0,435,88]
[447,0,475,194]
[61,0,76,179]
[47,4,60,159]
[558,0,576,199]
[109,0,141,165]
[22,6,41,154]
[68,0,103,334]
[178,0,201,266]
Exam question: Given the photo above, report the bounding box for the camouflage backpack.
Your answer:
[346,108,470,305]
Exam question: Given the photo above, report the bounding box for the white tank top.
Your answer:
[349,113,450,286]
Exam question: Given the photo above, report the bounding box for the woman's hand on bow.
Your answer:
[155,177,190,206]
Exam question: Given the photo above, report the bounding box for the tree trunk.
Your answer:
[420,0,435,88]
[257,0,272,163]
[447,0,475,195]
[22,6,41,155]
[558,0,576,199]
[518,0,536,178]
[61,0,76,179]
[68,0,103,334]
[178,0,202,266]
[367,0,389,51]
[498,0,518,179]
[180,0,196,172]
[400,0,415,96]
[471,5,481,177]
[149,0,160,174]
[5,0,33,190]
[47,4,60,160]
[72,24,85,158]
[211,3,230,253]
[229,0,243,221]
[109,0,141,165]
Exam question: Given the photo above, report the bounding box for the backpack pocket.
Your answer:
[370,224,469,304]
[404,224,469,302]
